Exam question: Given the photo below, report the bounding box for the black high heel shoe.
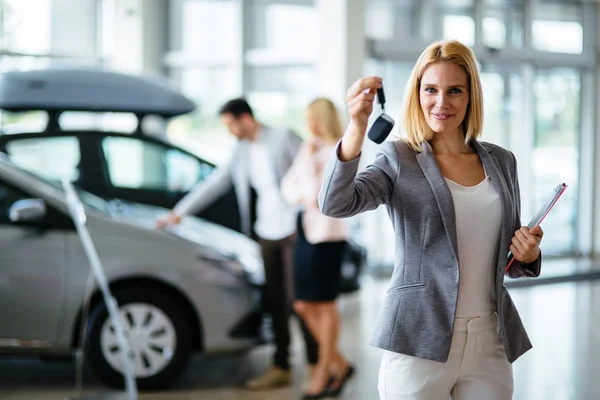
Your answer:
[326,365,355,398]
[302,376,334,399]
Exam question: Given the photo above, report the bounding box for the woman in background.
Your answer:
[282,98,355,399]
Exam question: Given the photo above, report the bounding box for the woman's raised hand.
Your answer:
[338,76,383,161]
[346,76,382,132]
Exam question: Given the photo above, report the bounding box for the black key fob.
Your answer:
[367,86,395,144]
[368,113,395,144]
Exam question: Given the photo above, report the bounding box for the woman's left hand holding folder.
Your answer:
[510,226,544,264]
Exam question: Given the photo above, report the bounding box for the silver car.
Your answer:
[0,153,265,389]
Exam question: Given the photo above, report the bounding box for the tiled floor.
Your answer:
[2,274,600,400]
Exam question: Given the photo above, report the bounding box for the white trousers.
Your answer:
[378,314,513,400]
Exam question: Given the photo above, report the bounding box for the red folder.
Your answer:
[505,183,568,273]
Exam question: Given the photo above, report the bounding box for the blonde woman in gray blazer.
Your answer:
[319,40,543,400]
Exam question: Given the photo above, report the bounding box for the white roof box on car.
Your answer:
[0,68,196,117]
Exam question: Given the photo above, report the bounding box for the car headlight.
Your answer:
[198,249,265,286]
[237,253,265,285]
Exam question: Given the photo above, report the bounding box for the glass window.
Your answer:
[365,2,399,41]
[507,72,525,149]
[98,0,117,61]
[483,15,507,49]
[100,113,140,133]
[246,65,317,136]
[167,66,239,152]
[101,137,214,192]
[443,15,475,46]
[0,0,51,53]
[59,112,139,133]
[180,0,240,57]
[366,0,418,41]
[436,0,475,46]
[0,55,51,72]
[480,72,505,146]
[0,110,48,134]
[246,1,316,56]
[364,59,413,129]
[246,91,315,138]
[266,4,315,50]
[479,69,525,150]
[532,69,580,254]
[6,137,81,182]
[532,3,583,54]
[482,0,525,49]
[248,66,316,94]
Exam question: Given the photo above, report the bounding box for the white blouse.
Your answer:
[445,175,502,318]
[281,140,348,244]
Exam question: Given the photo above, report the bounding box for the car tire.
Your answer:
[85,287,193,390]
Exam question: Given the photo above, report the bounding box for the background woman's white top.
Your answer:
[282,141,349,244]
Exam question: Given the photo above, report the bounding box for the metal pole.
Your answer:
[62,178,137,400]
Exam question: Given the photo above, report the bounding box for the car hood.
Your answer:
[107,200,260,257]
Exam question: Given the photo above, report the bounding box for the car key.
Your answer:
[367,86,395,144]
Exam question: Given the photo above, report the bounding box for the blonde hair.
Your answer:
[306,98,343,143]
[402,40,483,152]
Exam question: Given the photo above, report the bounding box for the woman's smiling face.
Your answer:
[419,62,470,136]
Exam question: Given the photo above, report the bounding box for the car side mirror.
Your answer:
[9,199,47,223]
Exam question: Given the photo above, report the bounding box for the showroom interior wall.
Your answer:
[1,0,600,269]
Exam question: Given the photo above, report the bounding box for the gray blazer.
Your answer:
[175,126,302,236]
[318,139,541,364]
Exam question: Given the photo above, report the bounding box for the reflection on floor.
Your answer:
[2,275,600,400]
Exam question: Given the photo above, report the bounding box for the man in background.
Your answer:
[157,98,318,389]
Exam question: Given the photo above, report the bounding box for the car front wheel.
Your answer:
[85,287,193,390]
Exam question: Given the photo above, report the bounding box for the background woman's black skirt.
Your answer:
[293,213,347,301]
